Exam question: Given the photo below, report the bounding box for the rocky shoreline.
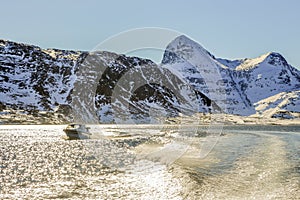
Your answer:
[1,109,299,126]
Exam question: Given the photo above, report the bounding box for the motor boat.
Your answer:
[63,124,91,140]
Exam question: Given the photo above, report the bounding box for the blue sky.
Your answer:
[1,0,299,68]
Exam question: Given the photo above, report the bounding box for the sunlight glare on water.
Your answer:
[0,125,299,199]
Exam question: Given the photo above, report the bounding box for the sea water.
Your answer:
[0,125,299,199]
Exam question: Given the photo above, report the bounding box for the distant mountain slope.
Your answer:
[252,90,300,119]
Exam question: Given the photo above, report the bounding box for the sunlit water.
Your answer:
[0,125,299,199]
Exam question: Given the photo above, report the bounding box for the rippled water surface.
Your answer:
[0,125,299,199]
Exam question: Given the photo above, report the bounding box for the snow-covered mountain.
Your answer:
[0,39,211,123]
[252,90,300,119]
[231,52,300,103]
[162,35,254,115]
[162,35,299,117]
[71,51,211,123]
[0,36,299,123]
[0,39,83,111]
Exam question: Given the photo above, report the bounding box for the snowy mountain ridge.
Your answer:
[0,36,299,123]
[162,35,299,118]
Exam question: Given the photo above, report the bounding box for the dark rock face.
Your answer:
[0,102,6,111]
[266,52,289,67]
[0,39,83,111]
[74,52,212,123]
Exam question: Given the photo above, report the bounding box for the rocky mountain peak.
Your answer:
[263,52,289,67]
[161,35,215,64]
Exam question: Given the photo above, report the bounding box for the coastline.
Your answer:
[0,110,299,126]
